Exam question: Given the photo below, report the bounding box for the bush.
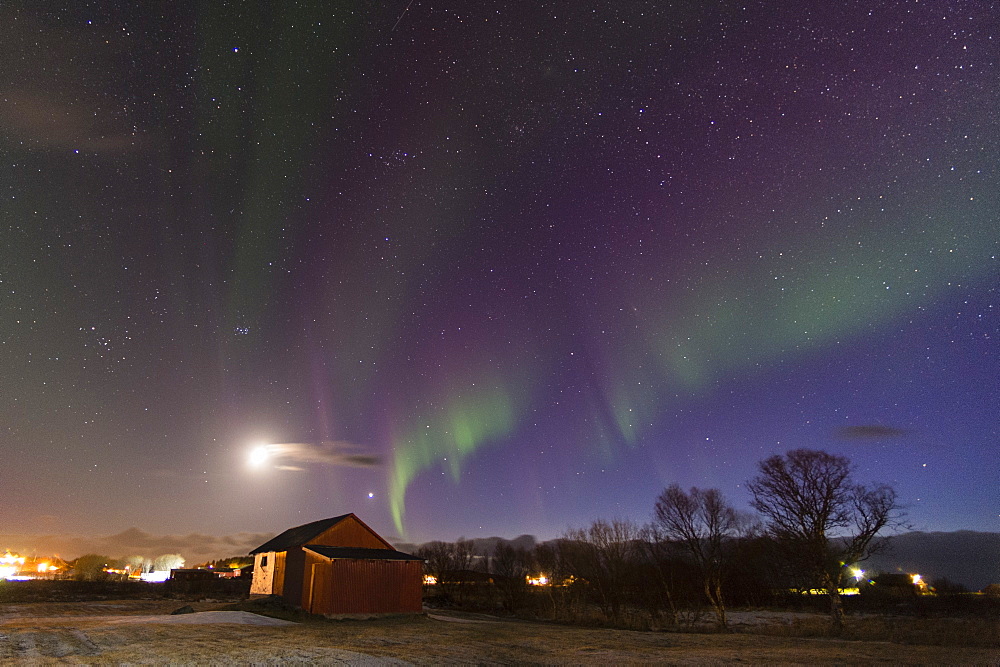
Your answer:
[0,577,250,603]
[752,615,1000,648]
[0,579,157,603]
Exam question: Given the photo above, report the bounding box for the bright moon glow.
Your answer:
[248,444,271,468]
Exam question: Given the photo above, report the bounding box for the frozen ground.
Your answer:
[7,610,296,626]
[0,600,996,664]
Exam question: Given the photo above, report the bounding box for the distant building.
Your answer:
[250,513,423,615]
[170,568,218,582]
[869,572,929,597]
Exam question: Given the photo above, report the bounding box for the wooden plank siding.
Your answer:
[279,548,307,606]
[308,559,423,615]
[309,516,394,550]
[301,548,329,611]
[273,551,286,596]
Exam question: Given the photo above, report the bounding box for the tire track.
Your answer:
[0,628,102,659]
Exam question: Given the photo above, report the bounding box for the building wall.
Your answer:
[250,552,274,595]
[309,516,394,550]
[306,559,423,615]
[300,548,329,610]
[280,548,307,606]
[250,551,286,596]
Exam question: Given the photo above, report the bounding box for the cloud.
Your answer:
[0,528,276,562]
[0,10,149,153]
[0,90,146,152]
[837,425,909,440]
[257,441,382,471]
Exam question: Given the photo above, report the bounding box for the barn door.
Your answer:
[307,564,318,613]
[307,563,330,614]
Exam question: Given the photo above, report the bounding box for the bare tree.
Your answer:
[533,542,568,618]
[418,541,455,600]
[152,553,185,572]
[636,523,680,628]
[451,538,477,603]
[561,518,642,622]
[491,542,532,612]
[452,538,476,572]
[417,539,479,603]
[653,485,741,629]
[747,449,904,629]
[122,554,149,575]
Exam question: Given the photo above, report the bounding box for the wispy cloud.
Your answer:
[0,11,149,153]
[256,441,381,471]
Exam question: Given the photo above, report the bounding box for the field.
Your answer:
[1,598,997,665]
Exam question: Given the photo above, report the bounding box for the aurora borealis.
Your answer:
[1,1,997,553]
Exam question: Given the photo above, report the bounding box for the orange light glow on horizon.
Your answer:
[0,551,26,580]
[1,551,62,580]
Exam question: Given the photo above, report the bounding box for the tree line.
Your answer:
[70,553,185,579]
[419,448,906,631]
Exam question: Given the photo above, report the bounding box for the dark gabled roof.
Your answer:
[250,514,353,554]
[303,545,423,561]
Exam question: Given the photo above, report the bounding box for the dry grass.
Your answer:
[1,600,998,665]
[750,613,1000,648]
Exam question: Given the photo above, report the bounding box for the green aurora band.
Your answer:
[389,378,530,536]
[603,187,997,447]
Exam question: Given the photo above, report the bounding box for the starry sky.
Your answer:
[1,0,997,555]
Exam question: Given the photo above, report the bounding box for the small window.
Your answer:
[260,555,268,567]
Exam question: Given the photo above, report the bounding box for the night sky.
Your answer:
[2,1,997,556]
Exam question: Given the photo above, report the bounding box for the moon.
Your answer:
[248,444,272,468]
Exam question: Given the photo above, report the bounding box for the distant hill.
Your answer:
[395,530,999,592]
[392,535,537,560]
[863,530,1000,591]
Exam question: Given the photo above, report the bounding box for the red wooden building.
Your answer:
[249,514,423,615]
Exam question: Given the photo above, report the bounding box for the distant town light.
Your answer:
[1,551,63,580]
[0,551,26,580]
